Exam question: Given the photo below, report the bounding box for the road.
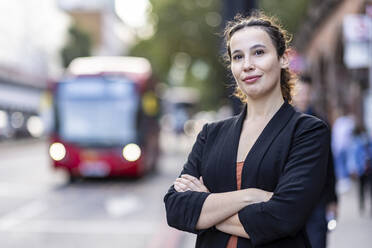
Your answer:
[0,136,192,248]
[0,135,371,248]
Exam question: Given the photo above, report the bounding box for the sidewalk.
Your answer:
[328,182,372,248]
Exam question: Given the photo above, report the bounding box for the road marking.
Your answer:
[0,201,48,230]
[105,195,142,217]
[1,220,158,235]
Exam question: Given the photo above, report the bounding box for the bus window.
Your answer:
[57,77,139,146]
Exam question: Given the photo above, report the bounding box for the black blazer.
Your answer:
[305,107,338,206]
[164,102,330,248]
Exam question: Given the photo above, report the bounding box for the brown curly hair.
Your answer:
[223,12,296,103]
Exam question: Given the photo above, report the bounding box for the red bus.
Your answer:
[48,56,160,181]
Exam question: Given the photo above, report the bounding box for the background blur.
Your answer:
[0,0,371,247]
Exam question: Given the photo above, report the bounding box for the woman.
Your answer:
[164,12,330,248]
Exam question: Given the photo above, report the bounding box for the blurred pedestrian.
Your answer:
[164,12,330,248]
[173,105,189,135]
[347,124,372,215]
[293,75,338,248]
[332,106,355,193]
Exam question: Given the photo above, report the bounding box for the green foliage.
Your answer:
[61,25,92,68]
[259,0,310,36]
[130,0,227,110]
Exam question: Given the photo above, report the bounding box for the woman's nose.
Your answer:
[243,57,254,71]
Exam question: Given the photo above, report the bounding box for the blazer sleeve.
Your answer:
[163,124,211,234]
[324,149,338,204]
[238,119,330,246]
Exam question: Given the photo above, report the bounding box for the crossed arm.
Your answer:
[174,174,273,238]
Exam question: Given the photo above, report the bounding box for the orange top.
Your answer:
[226,161,244,248]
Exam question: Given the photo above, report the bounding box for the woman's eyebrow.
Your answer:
[231,44,266,55]
[231,49,242,55]
[250,44,266,50]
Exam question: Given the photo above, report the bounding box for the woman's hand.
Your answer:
[174,174,210,193]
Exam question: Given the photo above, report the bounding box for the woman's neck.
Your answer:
[245,94,284,122]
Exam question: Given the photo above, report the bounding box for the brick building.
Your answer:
[295,0,372,132]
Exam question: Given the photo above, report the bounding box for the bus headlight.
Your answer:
[122,143,141,162]
[49,142,66,161]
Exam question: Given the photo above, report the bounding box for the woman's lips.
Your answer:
[243,75,262,84]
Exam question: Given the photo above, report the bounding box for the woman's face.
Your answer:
[230,27,287,100]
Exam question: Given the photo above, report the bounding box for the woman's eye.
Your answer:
[254,49,264,56]
[232,54,243,60]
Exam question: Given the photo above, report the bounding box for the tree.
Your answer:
[61,24,92,68]
[130,0,227,110]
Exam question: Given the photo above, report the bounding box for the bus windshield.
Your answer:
[57,76,139,146]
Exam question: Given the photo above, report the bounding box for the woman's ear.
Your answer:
[280,50,290,69]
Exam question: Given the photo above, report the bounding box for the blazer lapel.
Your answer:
[214,106,247,192]
[241,101,295,188]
